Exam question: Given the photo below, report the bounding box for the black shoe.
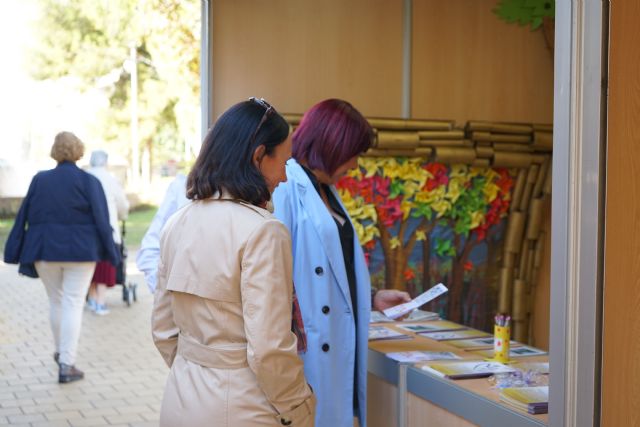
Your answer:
[53,352,60,366]
[58,363,84,383]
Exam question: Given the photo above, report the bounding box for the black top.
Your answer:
[301,165,358,324]
[301,165,360,411]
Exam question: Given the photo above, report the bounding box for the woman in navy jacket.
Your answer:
[273,99,410,426]
[4,131,119,383]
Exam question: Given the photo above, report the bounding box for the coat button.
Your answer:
[280,418,292,426]
[322,305,330,314]
[322,343,330,352]
[315,266,324,276]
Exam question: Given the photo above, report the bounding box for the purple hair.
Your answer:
[292,99,373,175]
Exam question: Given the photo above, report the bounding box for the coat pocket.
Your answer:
[274,394,316,427]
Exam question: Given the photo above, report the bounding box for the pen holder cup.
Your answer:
[493,325,511,363]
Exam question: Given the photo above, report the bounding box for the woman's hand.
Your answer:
[373,289,411,311]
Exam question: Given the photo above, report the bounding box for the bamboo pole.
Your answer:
[505,212,526,253]
[519,165,539,212]
[375,131,420,149]
[472,158,491,167]
[498,267,514,313]
[533,157,550,197]
[532,131,553,151]
[503,252,517,269]
[362,149,420,157]
[510,169,528,212]
[434,147,476,163]
[543,163,553,195]
[526,198,545,240]
[518,240,530,280]
[475,146,494,158]
[493,151,533,168]
[418,139,473,147]
[471,131,532,144]
[418,130,465,140]
[467,121,533,135]
[367,118,453,130]
[492,142,534,152]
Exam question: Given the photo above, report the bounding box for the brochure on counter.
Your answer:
[499,386,549,414]
[368,325,411,341]
[419,329,491,341]
[386,351,461,363]
[469,345,548,359]
[447,336,522,350]
[421,360,517,380]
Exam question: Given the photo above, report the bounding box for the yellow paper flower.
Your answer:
[415,229,427,241]
[432,199,452,218]
[450,164,468,177]
[470,211,485,229]
[446,177,465,203]
[415,186,446,204]
[483,182,499,203]
[390,236,401,249]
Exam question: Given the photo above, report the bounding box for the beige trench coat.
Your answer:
[152,198,315,427]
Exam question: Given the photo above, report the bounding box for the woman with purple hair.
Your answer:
[273,99,410,427]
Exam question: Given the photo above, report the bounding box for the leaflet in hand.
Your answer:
[383,283,448,320]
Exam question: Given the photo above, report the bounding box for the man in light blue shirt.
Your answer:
[136,174,189,293]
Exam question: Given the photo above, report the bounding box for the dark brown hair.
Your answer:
[187,100,289,205]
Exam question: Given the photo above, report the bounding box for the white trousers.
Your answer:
[35,261,96,366]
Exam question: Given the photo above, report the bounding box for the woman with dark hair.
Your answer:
[152,98,315,427]
[272,99,410,427]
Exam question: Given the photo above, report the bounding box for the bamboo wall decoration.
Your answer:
[283,115,552,343]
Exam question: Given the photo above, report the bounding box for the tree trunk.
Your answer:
[377,223,395,289]
[422,234,431,293]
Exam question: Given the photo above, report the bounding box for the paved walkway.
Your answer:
[0,258,166,426]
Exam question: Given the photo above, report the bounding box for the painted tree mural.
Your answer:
[337,158,514,324]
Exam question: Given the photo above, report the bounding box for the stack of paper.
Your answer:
[419,329,491,341]
[499,386,549,414]
[421,361,516,380]
[386,351,461,363]
[395,321,464,335]
[469,345,547,359]
[402,309,440,322]
[368,326,410,341]
[447,337,521,350]
[370,311,395,323]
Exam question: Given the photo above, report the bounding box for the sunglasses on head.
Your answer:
[248,97,276,145]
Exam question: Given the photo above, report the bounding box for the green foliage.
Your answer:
[493,0,555,30]
[123,206,157,249]
[29,0,201,171]
[435,238,456,258]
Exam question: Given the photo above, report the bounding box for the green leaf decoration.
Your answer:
[389,180,404,199]
[494,0,554,30]
[435,238,453,258]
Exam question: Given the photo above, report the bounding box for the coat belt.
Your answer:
[177,333,248,369]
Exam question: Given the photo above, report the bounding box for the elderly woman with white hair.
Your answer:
[87,150,129,315]
[4,132,119,383]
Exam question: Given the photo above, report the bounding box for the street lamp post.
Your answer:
[129,42,139,187]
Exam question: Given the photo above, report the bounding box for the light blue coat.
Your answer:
[273,160,371,427]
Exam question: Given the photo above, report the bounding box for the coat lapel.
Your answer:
[289,161,354,312]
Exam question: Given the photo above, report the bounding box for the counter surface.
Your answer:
[367,321,548,427]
